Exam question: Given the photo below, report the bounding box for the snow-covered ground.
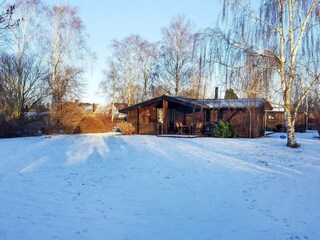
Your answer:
[0,131,319,240]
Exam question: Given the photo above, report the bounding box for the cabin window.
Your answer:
[157,108,163,124]
[268,113,275,120]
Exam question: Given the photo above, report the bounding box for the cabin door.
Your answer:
[168,109,175,133]
[156,108,164,135]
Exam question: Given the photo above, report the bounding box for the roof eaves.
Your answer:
[167,96,207,109]
[119,95,165,113]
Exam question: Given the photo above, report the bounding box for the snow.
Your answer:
[0,131,319,240]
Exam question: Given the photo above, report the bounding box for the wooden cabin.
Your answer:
[119,95,273,138]
[266,111,307,132]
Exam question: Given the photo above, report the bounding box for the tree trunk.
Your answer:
[285,109,299,148]
[287,122,298,148]
[143,75,147,100]
[128,82,132,106]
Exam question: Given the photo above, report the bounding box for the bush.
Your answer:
[99,115,114,132]
[210,120,237,138]
[80,116,113,133]
[0,113,48,138]
[117,121,135,135]
[0,119,18,138]
[49,102,84,134]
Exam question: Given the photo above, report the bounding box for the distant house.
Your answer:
[76,102,100,114]
[107,103,128,119]
[119,95,272,138]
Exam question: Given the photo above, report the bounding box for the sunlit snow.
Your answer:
[0,132,319,239]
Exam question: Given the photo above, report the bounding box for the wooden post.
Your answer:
[137,108,140,134]
[192,106,196,123]
[218,109,222,120]
[200,107,204,124]
[163,99,168,134]
[247,107,252,138]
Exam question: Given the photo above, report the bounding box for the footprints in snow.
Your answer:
[242,185,293,230]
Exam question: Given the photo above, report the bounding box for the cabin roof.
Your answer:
[119,95,272,113]
[201,98,268,109]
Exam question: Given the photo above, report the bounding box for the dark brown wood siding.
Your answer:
[210,110,219,123]
[128,109,138,133]
[210,108,265,138]
[266,111,306,132]
[137,105,158,134]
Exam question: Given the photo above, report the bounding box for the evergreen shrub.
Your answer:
[210,120,237,138]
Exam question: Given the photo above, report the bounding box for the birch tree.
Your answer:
[139,40,159,101]
[40,4,93,130]
[220,0,320,147]
[44,5,90,104]
[100,60,118,120]
[106,35,159,105]
[3,0,48,121]
[160,15,199,96]
[112,35,142,105]
[0,0,48,122]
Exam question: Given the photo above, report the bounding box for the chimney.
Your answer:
[214,87,219,99]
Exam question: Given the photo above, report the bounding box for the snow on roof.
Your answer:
[120,95,271,112]
[168,96,267,109]
[201,98,267,109]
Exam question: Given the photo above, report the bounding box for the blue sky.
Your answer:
[46,0,222,104]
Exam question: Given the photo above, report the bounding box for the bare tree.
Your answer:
[160,15,199,96]
[219,0,320,147]
[41,4,92,130]
[103,35,159,105]
[193,35,209,99]
[197,26,245,101]
[111,35,142,105]
[100,59,118,120]
[44,4,91,104]
[236,51,275,98]
[139,40,159,101]
[0,2,15,119]
[0,0,48,122]
[0,53,48,121]
[0,2,19,46]
[0,1,92,134]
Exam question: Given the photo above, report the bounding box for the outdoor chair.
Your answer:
[176,122,183,134]
[194,122,203,135]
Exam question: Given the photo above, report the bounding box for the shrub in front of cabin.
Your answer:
[80,116,113,133]
[210,120,237,138]
[117,121,135,135]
